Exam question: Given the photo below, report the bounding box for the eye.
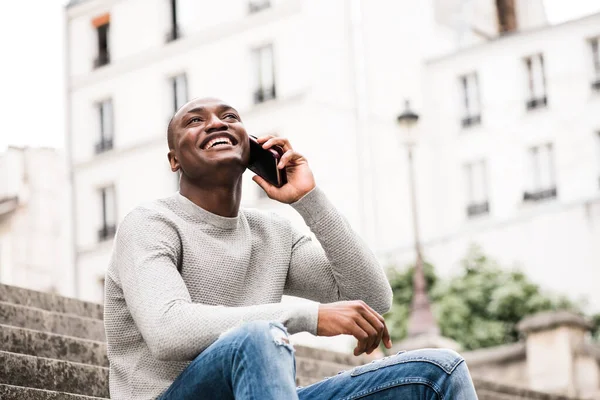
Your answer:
[188,116,202,124]
[223,113,239,120]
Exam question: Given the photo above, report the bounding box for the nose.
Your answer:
[205,113,228,133]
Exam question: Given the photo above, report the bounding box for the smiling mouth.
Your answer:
[201,135,237,150]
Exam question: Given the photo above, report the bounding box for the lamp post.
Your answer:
[396,100,439,337]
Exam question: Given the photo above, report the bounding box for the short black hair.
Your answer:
[167,115,175,150]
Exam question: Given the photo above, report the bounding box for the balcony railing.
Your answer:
[98,224,116,242]
[526,96,547,111]
[461,114,481,128]
[467,201,489,217]
[249,1,270,13]
[93,51,110,68]
[253,85,277,104]
[523,187,557,202]
[95,138,114,154]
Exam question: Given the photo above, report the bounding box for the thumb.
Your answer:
[252,175,274,197]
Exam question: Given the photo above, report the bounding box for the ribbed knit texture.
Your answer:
[104,187,392,400]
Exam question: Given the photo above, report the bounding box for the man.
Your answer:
[104,97,478,399]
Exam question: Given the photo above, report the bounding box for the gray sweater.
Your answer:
[104,187,393,400]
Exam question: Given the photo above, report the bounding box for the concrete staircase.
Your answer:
[0,283,581,400]
[0,283,108,399]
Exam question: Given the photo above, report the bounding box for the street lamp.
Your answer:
[396,100,439,337]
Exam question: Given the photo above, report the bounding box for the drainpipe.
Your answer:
[64,6,79,299]
[348,0,378,247]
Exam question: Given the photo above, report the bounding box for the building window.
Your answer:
[591,37,600,91]
[459,73,482,128]
[495,0,517,34]
[92,14,110,68]
[170,74,188,114]
[524,143,557,202]
[524,54,547,110]
[249,0,270,13]
[252,45,276,104]
[98,185,116,242]
[95,99,114,154]
[596,132,600,188]
[166,0,181,42]
[464,160,489,217]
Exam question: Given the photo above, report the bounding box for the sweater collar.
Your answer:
[175,192,240,229]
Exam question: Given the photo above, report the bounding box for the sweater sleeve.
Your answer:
[284,187,393,315]
[115,207,319,362]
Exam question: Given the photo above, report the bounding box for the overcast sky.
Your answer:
[0,0,599,152]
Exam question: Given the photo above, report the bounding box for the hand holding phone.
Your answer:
[250,135,316,204]
[248,135,287,188]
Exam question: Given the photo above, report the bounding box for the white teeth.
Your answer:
[204,136,233,149]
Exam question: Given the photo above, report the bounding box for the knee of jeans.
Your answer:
[401,348,464,375]
[231,321,295,354]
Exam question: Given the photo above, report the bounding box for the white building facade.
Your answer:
[65,0,600,312]
[0,147,73,296]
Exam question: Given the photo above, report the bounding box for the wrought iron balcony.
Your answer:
[523,187,557,202]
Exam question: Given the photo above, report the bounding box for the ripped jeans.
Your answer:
[158,321,479,400]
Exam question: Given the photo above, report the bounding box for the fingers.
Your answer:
[260,136,292,152]
[349,323,370,356]
[354,301,388,355]
[382,323,392,349]
[277,149,295,169]
[353,315,379,355]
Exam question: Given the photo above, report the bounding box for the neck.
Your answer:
[179,176,243,217]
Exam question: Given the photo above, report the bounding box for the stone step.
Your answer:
[0,350,109,398]
[0,302,105,342]
[473,379,576,400]
[0,384,108,400]
[0,284,103,320]
[0,324,108,367]
[296,356,352,380]
[295,345,370,367]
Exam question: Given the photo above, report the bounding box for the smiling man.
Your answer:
[104,97,478,400]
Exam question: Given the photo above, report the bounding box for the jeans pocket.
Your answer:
[350,352,405,377]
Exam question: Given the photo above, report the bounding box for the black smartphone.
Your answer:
[248,135,288,188]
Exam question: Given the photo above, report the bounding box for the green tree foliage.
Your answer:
[385,244,585,350]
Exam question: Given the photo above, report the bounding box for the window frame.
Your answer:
[95,99,114,154]
[98,185,117,242]
[524,53,547,110]
[252,44,276,104]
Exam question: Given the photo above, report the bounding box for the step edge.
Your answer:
[0,301,104,323]
[0,349,109,371]
[0,323,107,346]
[0,284,103,313]
[0,383,108,400]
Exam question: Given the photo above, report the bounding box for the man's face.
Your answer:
[168,98,250,180]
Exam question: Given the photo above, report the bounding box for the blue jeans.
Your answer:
[158,321,478,399]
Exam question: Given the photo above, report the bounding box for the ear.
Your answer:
[168,150,180,172]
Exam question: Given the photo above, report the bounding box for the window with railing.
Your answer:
[98,185,116,242]
[92,14,110,68]
[252,45,276,104]
[524,143,557,202]
[249,0,271,13]
[591,37,600,91]
[166,0,181,42]
[464,160,489,217]
[170,73,188,114]
[524,54,547,110]
[95,99,114,154]
[459,72,482,128]
[596,131,600,188]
